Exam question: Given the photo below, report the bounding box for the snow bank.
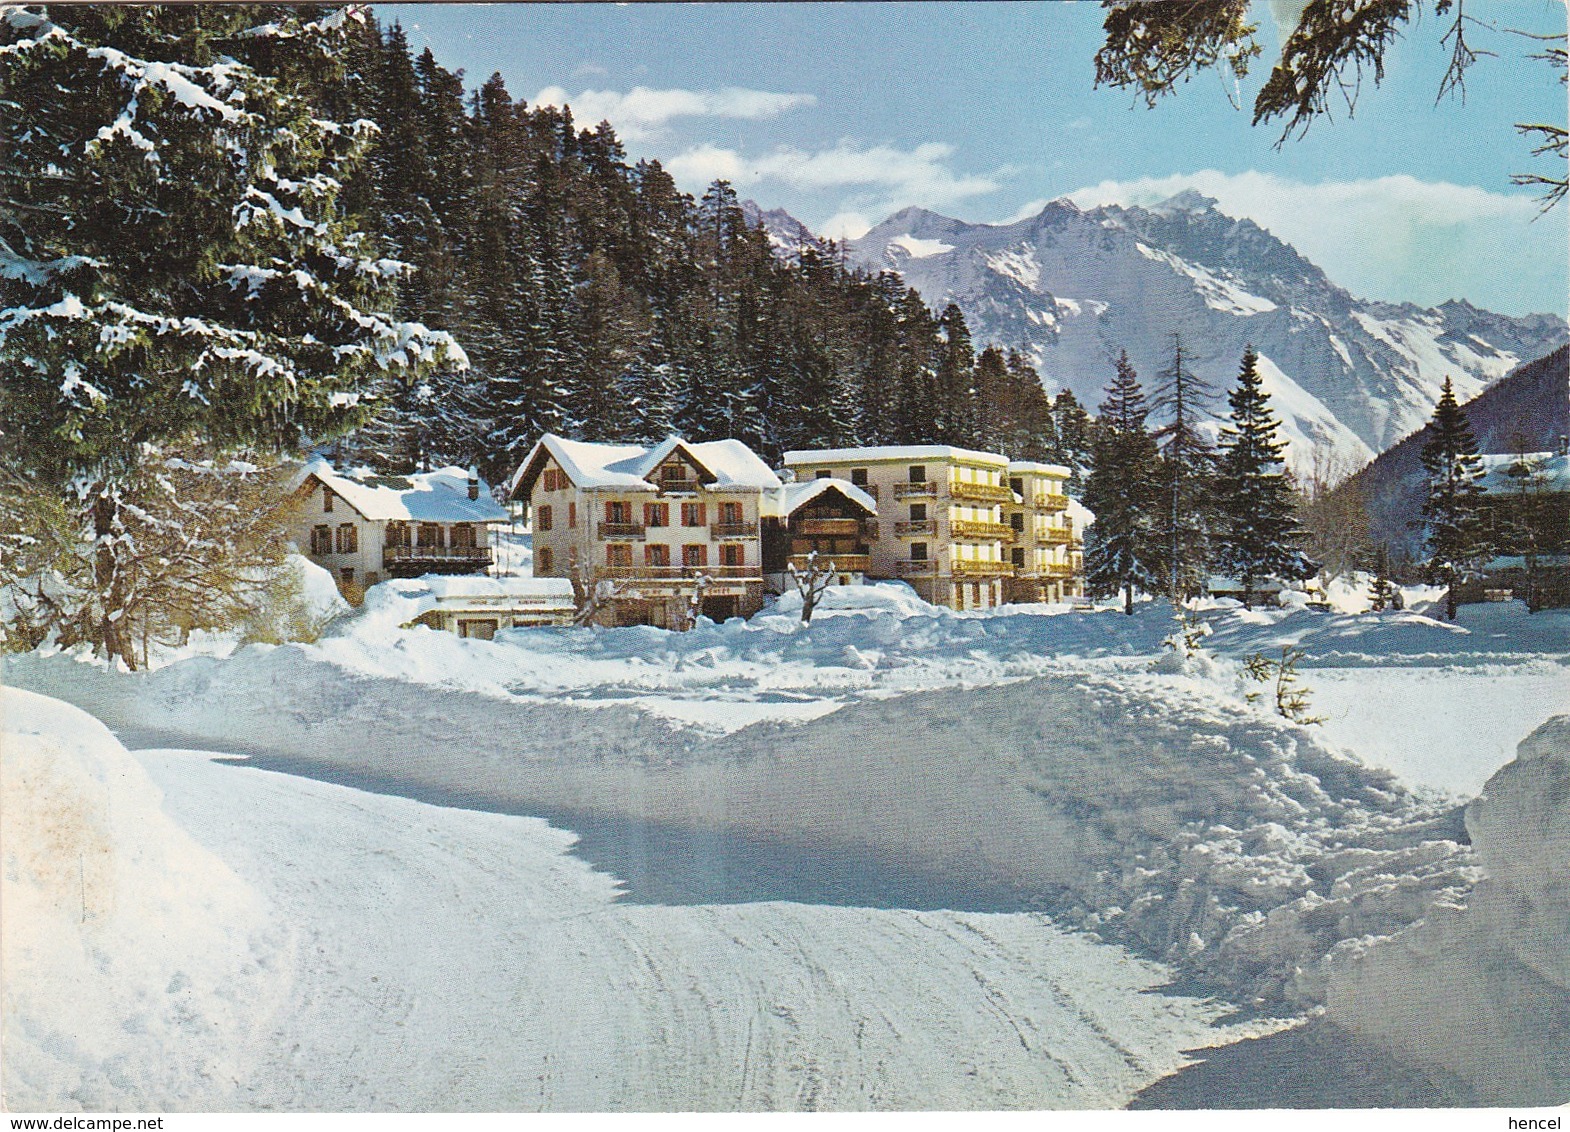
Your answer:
[1,689,289,1110]
[1327,715,1570,1104]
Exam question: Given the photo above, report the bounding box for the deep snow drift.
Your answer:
[1328,715,1570,1105]
[0,690,289,1110]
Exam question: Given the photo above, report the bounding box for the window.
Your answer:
[322,486,335,513]
[536,505,552,531]
[336,523,357,554]
[606,544,633,567]
[659,463,693,491]
[543,468,564,492]
[682,544,708,567]
[645,502,669,528]
[645,543,670,567]
[720,543,744,567]
[909,503,927,522]
[1010,512,1024,532]
[1012,547,1025,568]
[418,523,443,548]
[681,502,707,527]
[568,502,577,529]
[1011,477,1024,496]
[908,465,926,483]
[385,520,410,548]
[311,525,332,556]
[850,468,868,486]
[718,501,742,525]
[451,524,476,549]
[537,546,554,573]
[606,500,631,524]
[816,469,832,479]
[910,542,928,561]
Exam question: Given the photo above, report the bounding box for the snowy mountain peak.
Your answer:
[834,196,1566,467]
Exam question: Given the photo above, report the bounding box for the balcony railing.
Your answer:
[892,481,937,498]
[949,481,1013,503]
[851,483,879,500]
[656,478,697,495]
[384,545,493,565]
[787,553,871,574]
[1032,492,1070,511]
[951,558,1014,577]
[795,517,861,537]
[894,519,936,536]
[710,522,757,539]
[950,519,1014,540]
[598,521,646,540]
[1041,527,1073,545]
[1043,563,1077,579]
[596,565,759,582]
[895,558,935,574]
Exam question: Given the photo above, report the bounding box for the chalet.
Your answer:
[782,446,1045,610]
[292,461,508,596]
[761,477,880,592]
[508,434,781,627]
[1463,446,1570,609]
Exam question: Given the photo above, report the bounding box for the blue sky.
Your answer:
[383,1,1568,318]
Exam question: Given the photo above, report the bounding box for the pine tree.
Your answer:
[1418,376,1491,620]
[1368,546,1398,612]
[1149,332,1217,602]
[1213,345,1315,607]
[1,6,462,665]
[1048,389,1094,490]
[1082,351,1164,614]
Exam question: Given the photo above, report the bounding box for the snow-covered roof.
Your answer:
[764,478,879,518]
[1477,452,1570,494]
[783,445,1009,467]
[510,434,782,498]
[302,460,507,523]
[421,576,575,600]
[1006,461,1072,478]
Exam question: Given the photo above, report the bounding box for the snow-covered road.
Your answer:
[132,743,1255,1111]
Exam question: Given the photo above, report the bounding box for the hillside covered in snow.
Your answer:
[818,193,1567,469]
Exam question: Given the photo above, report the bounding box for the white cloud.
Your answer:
[992,197,1054,225]
[1066,170,1562,314]
[666,140,1001,221]
[531,85,816,141]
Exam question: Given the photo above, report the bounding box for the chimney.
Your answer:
[467,465,480,501]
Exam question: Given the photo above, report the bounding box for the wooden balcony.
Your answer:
[951,558,1014,577]
[1043,563,1078,579]
[383,545,493,571]
[596,565,759,582]
[788,553,871,574]
[895,558,936,574]
[950,519,1013,539]
[892,481,937,499]
[949,481,1013,503]
[655,478,697,495]
[1042,527,1073,545]
[710,522,758,539]
[895,519,936,536]
[795,517,861,537]
[1032,492,1070,511]
[599,521,646,540]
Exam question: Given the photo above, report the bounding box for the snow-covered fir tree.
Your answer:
[1418,376,1491,620]
[1213,345,1315,607]
[0,5,461,665]
[1083,351,1164,614]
